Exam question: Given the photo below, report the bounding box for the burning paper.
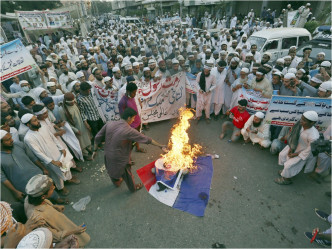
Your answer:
[162,108,202,172]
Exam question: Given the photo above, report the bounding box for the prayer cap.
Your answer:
[41,97,54,106]
[241,67,249,73]
[288,68,297,74]
[46,82,56,87]
[21,114,34,124]
[34,87,47,97]
[112,67,120,72]
[104,76,112,82]
[213,50,219,55]
[254,112,265,119]
[0,202,13,236]
[0,130,8,140]
[25,174,53,197]
[321,61,331,67]
[177,55,185,61]
[283,56,291,60]
[206,49,212,53]
[284,73,295,79]
[264,62,273,69]
[272,71,282,77]
[311,76,323,84]
[80,81,92,91]
[317,52,325,56]
[263,52,272,58]
[143,67,151,72]
[125,64,133,70]
[19,80,29,86]
[172,59,179,64]
[148,59,156,65]
[17,228,53,249]
[276,58,284,64]
[231,57,240,63]
[246,52,253,57]
[220,51,228,55]
[204,60,214,70]
[133,62,139,67]
[319,81,332,92]
[303,111,318,122]
[238,99,248,107]
[76,71,84,78]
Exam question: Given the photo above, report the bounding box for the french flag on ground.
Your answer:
[136,156,213,217]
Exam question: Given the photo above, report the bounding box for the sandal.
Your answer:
[274,177,292,185]
[67,176,80,184]
[135,183,144,191]
[135,148,147,153]
[55,198,69,205]
[59,187,70,196]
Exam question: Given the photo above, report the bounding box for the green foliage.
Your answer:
[1,0,62,14]
[304,21,320,34]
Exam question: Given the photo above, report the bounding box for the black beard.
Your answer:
[160,68,166,72]
[253,121,261,127]
[31,123,41,130]
[204,72,210,77]
[230,65,237,70]
[256,77,264,82]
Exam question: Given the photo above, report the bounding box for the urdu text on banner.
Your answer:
[0,39,38,82]
[265,95,331,132]
[137,73,186,123]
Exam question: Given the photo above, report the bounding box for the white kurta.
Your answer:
[211,67,227,115]
[279,126,319,178]
[195,72,216,118]
[241,115,271,148]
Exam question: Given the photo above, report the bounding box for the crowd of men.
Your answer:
[1,3,331,247]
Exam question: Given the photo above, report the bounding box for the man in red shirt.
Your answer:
[219,99,250,142]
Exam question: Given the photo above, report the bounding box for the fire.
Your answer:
[162,108,202,172]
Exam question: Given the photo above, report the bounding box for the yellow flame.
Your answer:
[162,107,202,172]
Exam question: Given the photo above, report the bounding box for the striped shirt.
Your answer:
[76,94,101,121]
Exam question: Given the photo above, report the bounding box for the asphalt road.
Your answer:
[57,117,330,248]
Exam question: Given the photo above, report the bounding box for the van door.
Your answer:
[262,39,280,61]
[281,37,297,57]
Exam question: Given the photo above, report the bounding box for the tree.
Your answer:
[1,1,63,14]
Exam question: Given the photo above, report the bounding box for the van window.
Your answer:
[298,36,309,46]
[282,37,297,49]
[263,40,278,52]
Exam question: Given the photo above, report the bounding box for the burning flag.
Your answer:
[136,108,214,217]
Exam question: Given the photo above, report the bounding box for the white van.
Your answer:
[247,28,312,61]
[119,17,143,26]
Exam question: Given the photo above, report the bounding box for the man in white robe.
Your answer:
[241,112,271,148]
[275,111,320,185]
[211,60,227,119]
[22,114,77,195]
[195,60,216,124]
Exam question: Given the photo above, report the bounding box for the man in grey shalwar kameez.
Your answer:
[93,108,165,192]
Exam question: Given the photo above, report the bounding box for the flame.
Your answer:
[162,107,202,172]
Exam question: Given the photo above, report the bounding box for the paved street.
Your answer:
[62,117,331,248]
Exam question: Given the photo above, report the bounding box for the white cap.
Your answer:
[241,68,249,73]
[133,62,139,67]
[112,67,120,72]
[263,52,272,58]
[104,76,112,82]
[303,111,318,122]
[319,81,332,92]
[0,130,8,140]
[125,64,133,70]
[288,68,297,74]
[172,59,179,64]
[231,57,240,63]
[143,67,151,72]
[317,52,325,56]
[276,58,284,64]
[311,76,323,84]
[21,114,34,124]
[284,73,296,79]
[283,56,291,60]
[19,80,29,86]
[246,52,253,57]
[46,82,56,87]
[76,71,84,78]
[321,61,331,67]
[148,59,156,65]
[273,71,282,77]
[254,112,265,119]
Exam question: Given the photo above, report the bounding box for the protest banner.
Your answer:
[185,72,197,94]
[16,11,48,30]
[138,73,186,123]
[91,85,120,122]
[265,95,331,132]
[288,10,299,27]
[238,88,270,114]
[45,11,73,29]
[0,39,38,81]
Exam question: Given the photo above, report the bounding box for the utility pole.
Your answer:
[160,0,163,17]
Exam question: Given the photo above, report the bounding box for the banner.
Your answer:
[185,72,197,94]
[45,11,73,29]
[288,10,299,27]
[16,11,73,30]
[0,39,38,81]
[161,16,181,25]
[238,88,270,115]
[137,73,186,123]
[16,11,48,30]
[265,95,331,132]
[91,85,120,122]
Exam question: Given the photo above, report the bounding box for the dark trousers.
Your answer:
[87,118,104,138]
[111,164,136,192]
